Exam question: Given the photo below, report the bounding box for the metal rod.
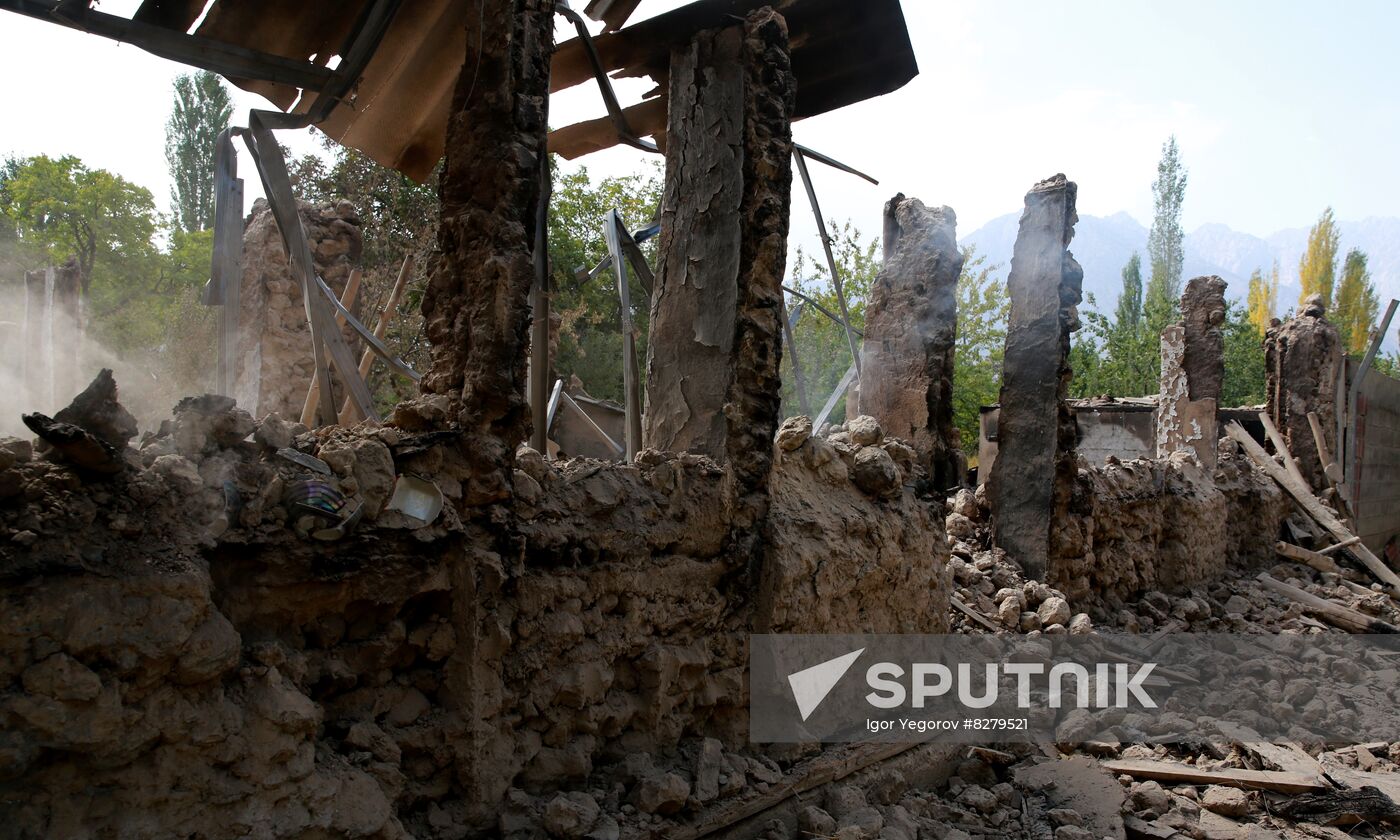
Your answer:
[531,146,553,454]
[780,297,812,418]
[814,364,858,429]
[241,118,378,424]
[792,142,879,186]
[604,209,643,460]
[301,270,362,426]
[211,128,243,399]
[793,149,862,378]
[555,1,660,155]
[781,284,865,338]
[575,221,660,283]
[545,379,564,434]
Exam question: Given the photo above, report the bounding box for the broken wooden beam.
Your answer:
[1225,422,1400,593]
[300,269,362,427]
[1256,572,1400,634]
[1100,758,1329,795]
[1259,410,1312,492]
[1275,541,1343,575]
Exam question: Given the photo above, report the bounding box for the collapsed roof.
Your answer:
[2,0,917,179]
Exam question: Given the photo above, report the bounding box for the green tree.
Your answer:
[1,154,158,297]
[1333,247,1379,354]
[1144,135,1187,332]
[165,71,233,232]
[1069,253,1158,399]
[1114,252,1143,332]
[1222,300,1267,405]
[951,249,1008,455]
[781,222,881,424]
[1297,207,1340,310]
[547,162,663,404]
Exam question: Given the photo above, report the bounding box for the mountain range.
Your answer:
[959,212,1400,350]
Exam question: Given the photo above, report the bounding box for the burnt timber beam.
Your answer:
[0,0,337,91]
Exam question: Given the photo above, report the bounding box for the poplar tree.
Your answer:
[165,70,233,232]
[1297,207,1340,310]
[1144,136,1187,332]
[1334,247,1379,354]
[1246,261,1279,335]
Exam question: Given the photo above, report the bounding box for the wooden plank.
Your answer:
[1256,572,1400,634]
[340,256,414,424]
[1259,410,1312,491]
[1275,541,1342,575]
[951,595,999,632]
[1226,422,1400,591]
[1319,751,1400,808]
[300,269,361,426]
[1099,759,1328,795]
[548,97,668,160]
[1309,410,1349,502]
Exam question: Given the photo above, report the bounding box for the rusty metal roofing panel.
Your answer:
[191,0,459,181]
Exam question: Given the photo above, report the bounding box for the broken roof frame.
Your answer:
[6,0,911,435]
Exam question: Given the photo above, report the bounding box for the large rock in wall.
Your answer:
[1265,295,1343,489]
[234,199,363,420]
[856,195,963,488]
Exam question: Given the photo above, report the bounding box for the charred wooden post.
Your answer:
[419,0,555,503]
[987,175,1083,580]
[854,194,962,488]
[1157,276,1226,469]
[642,9,795,487]
[1265,294,1343,489]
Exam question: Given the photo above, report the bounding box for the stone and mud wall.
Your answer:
[0,382,947,837]
[235,199,364,419]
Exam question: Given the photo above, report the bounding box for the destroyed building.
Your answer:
[4,1,1400,839]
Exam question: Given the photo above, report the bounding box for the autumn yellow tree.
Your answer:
[1246,260,1279,334]
[1297,207,1340,309]
[1333,247,1380,354]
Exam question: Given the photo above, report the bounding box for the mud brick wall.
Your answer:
[1048,446,1289,605]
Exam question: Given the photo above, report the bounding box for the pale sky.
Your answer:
[2,0,1398,254]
